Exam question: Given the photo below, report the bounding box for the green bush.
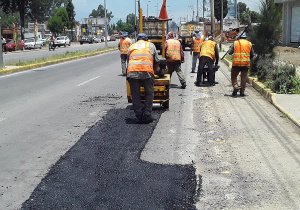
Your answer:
[255,57,300,94]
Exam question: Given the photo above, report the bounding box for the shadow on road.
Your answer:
[22,108,198,209]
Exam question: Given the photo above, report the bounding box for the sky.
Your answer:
[73,0,261,24]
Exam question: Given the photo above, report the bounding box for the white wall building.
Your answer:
[275,0,300,45]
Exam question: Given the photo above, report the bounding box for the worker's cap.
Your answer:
[137,33,148,41]
[239,33,248,39]
[207,32,214,40]
[166,32,174,40]
[121,32,128,37]
[195,33,201,39]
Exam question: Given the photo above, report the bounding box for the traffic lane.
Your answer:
[3,41,118,65]
[21,108,198,209]
[141,54,300,209]
[0,51,126,209]
[0,51,118,109]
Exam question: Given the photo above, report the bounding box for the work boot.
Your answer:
[232,90,238,97]
[181,83,187,89]
[240,92,246,97]
[194,81,200,87]
[142,114,154,124]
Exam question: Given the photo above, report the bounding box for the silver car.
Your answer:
[55,36,71,47]
[24,38,43,50]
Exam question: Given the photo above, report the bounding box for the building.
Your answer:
[275,0,300,45]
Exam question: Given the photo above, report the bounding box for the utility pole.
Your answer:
[220,0,223,50]
[210,0,215,34]
[104,0,108,48]
[196,0,199,22]
[203,0,205,18]
[0,10,4,69]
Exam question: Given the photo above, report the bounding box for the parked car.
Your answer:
[110,35,116,41]
[79,35,93,44]
[93,36,102,43]
[5,39,25,51]
[55,36,71,47]
[24,38,43,49]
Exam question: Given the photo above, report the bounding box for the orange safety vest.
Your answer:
[128,40,154,75]
[119,37,132,54]
[200,40,216,60]
[192,35,205,53]
[232,39,252,67]
[166,39,181,61]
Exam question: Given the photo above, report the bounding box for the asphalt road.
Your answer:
[1,50,300,209]
[3,41,118,65]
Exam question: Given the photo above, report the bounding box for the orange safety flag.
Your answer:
[159,0,168,20]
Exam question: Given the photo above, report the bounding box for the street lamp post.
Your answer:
[220,0,223,50]
[210,0,215,34]
[0,12,4,68]
[104,0,108,48]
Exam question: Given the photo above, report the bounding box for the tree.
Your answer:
[89,4,114,23]
[214,0,228,21]
[250,0,282,77]
[126,13,136,26]
[48,7,69,36]
[250,0,282,57]
[66,0,75,29]
[66,0,76,40]
[250,11,261,23]
[0,0,67,39]
[237,2,247,17]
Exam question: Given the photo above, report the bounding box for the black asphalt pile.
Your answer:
[22,108,197,209]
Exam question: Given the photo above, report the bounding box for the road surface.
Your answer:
[0,51,300,209]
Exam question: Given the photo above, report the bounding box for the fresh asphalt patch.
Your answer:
[22,107,197,209]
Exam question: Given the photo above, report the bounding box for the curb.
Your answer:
[222,57,300,129]
[0,48,118,76]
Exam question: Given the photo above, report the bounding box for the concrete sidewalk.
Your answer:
[221,42,300,128]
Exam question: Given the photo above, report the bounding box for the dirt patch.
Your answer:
[275,46,300,66]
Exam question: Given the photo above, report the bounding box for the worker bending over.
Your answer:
[127,33,159,123]
[228,33,254,97]
[195,34,219,86]
[118,32,132,76]
[165,32,186,89]
[190,30,206,73]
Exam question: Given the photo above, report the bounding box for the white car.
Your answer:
[24,38,43,49]
[55,36,71,47]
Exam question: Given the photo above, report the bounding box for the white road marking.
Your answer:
[77,76,101,87]
[0,70,30,79]
[0,118,6,123]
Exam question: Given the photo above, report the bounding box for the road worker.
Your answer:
[118,32,132,76]
[195,34,219,86]
[165,32,186,89]
[190,30,206,73]
[228,33,254,97]
[127,33,159,123]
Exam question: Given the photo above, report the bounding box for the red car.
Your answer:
[5,39,25,51]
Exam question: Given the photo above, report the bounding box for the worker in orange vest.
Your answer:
[191,30,206,73]
[118,32,132,76]
[165,32,186,89]
[195,34,219,86]
[127,33,159,123]
[228,33,254,97]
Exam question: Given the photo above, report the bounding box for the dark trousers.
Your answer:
[120,54,128,75]
[128,78,154,118]
[231,67,249,93]
[167,61,186,85]
[196,56,214,85]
